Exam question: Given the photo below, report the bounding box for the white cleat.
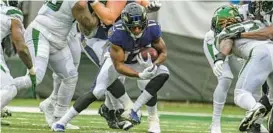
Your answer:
[51,122,65,132]
[66,123,80,130]
[210,124,221,133]
[148,115,161,133]
[39,98,54,127]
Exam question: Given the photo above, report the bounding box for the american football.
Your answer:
[140,47,158,61]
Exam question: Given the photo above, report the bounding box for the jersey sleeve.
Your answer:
[5,7,23,22]
[147,20,162,40]
[108,26,124,48]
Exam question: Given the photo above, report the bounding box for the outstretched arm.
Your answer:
[72,1,99,32]
[11,19,33,70]
[240,24,273,40]
[152,37,167,65]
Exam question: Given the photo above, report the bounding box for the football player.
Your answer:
[39,22,82,129]
[222,1,273,132]
[82,0,162,132]
[0,0,35,112]
[212,5,272,132]
[52,3,169,132]
[12,0,98,129]
[204,4,268,133]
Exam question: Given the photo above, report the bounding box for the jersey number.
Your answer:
[46,0,63,11]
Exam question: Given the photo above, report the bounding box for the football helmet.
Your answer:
[3,0,19,7]
[211,5,242,34]
[121,2,148,39]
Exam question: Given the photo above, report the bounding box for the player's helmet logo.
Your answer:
[211,5,242,34]
[121,2,148,39]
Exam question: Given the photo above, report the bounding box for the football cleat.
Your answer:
[118,120,134,131]
[39,98,54,127]
[1,107,12,118]
[98,104,119,129]
[148,115,161,133]
[239,103,267,132]
[246,123,268,133]
[66,123,80,130]
[120,109,141,125]
[52,122,65,132]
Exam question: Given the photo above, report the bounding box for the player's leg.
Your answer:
[0,70,17,110]
[13,28,50,91]
[122,65,169,124]
[234,46,273,131]
[52,57,120,131]
[203,40,236,133]
[48,45,78,124]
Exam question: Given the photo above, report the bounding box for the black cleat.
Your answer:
[98,104,119,129]
[247,123,261,133]
[239,103,267,132]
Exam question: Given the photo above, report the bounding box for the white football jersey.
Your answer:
[30,0,78,48]
[237,4,251,21]
[0,5,24,72]
[216,20,272,59]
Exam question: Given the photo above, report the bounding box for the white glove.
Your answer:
[138,65,158,80]
[136,53,153,68]
[213,60,224,77]
[147,0,162,12]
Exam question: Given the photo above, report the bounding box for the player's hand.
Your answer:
[147,0,162,12]
[136,53,153,68]
[28,67,36,97]
[213,60,224,77]
[222,27,245,40]
[138,65,158,80]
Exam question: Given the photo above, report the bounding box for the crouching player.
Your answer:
[52,3,169,132]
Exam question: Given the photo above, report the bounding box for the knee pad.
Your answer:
[145,74,169,96]
[92,84,107,99]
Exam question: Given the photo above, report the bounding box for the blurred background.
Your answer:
[7,0,250,103]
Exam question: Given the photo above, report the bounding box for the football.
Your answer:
[139,47,158,62]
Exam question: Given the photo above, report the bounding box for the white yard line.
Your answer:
[6,106,244,118]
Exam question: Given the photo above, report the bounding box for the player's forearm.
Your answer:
[17,45,33,69]
[73,2,98,31]
[115,64,139,78]
[91,2,124,25]
[241,25,273,40]
[153,52,166,65]
[219,39,233,56]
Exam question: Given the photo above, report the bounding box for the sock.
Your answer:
[58,107,79,125]
[104,91,114,110]
[133,90,152,112]
[147,104,158,117]
[118,93,133,110]
[108,91,123,110]
[50,73,61,101]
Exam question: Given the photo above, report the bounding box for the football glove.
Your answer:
[136,53,153,68]
[213,60,224,77]
[138,65,158,80]
[147,0,162,12]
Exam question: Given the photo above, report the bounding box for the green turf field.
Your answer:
[0,99,262,133]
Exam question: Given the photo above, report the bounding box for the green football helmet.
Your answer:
[211,5,242,34]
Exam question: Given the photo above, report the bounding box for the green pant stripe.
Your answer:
[239,50,253,76]
[32,28,40,56]
[1,65,6,73]
[207,44,215,61]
